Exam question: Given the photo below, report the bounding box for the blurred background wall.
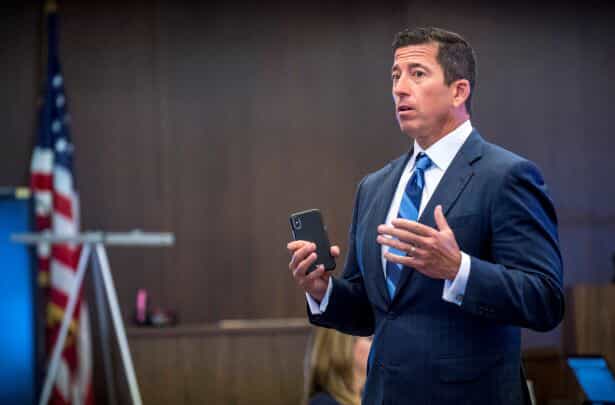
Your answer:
[1,0,614,403]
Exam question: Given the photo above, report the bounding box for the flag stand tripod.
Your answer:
[12,231,175,405]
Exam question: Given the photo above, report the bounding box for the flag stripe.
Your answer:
[31,172,54,190]
[35,215,53,230]
[30,147,54,173]
[53,166,74,200]
[53,211,78,236]
[34,191,53,217]
[50,259,79,298]
[53,191,73,219]
[52,245,80,269]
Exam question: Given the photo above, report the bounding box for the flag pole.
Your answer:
[40,0,56,95]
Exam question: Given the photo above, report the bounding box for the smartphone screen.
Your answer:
[289,209,336,273]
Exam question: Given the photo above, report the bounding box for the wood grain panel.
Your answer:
[0,1,40,186]
[121,321,586,405]
[523,347,577,405]
[563,284,615,363]
[562,284,615,403]
[118,319,311,405]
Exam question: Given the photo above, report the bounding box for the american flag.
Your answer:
[30,3,94,404]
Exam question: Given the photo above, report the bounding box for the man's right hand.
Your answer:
[287,240,340,303]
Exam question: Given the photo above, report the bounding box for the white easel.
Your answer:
[11,230,175,405]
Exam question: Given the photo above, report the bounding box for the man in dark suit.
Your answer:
[288,27,564,404]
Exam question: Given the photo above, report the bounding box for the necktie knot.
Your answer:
[414,152,433,173]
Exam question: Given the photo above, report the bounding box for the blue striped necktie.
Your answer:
[385,152,433,298]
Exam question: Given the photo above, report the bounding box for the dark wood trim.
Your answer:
[127,318,312,339]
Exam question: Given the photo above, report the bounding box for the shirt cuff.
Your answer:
[306,277,333,315]
[442,252,471,306]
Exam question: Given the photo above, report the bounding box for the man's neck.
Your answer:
[414,114,470,150]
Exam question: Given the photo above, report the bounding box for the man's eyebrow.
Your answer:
[391,62,430,73]
[408,62,428,70]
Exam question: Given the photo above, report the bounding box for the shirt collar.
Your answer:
[412,120,473,172]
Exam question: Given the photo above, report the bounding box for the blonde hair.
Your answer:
[304,328,361,405]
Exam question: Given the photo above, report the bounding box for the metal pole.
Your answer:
[38,243,91,405]
[90,252,118,405]
[11,231,172,405]
[12,230,174,246]
[94,243,143,405]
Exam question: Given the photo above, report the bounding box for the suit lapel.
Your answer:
[392,131,484,302]
[419,131,483,226]
[364,151,412,307]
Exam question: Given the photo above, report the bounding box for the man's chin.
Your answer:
[398,122,420,140]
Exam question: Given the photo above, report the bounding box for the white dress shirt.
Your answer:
[307,120,473,314]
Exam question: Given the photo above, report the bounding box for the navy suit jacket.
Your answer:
[309,131,564,405]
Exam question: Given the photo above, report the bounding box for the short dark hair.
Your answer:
[392,27,476,115]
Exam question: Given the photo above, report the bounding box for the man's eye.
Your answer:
[412,71,425,78]
[391,73,400,81]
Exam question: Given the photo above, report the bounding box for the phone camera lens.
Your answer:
[293,217,302,230]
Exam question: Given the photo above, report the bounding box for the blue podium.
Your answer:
[0,188,38,405]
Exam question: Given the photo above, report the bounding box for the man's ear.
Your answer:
[451,79,470,109]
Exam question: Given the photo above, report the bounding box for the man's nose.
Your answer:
[393,77,411,97]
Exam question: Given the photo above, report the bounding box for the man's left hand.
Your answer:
[376,205,461,280]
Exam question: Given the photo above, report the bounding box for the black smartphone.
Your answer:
[289,209,336,274]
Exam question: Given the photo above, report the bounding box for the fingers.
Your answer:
[287,240,309,251]
[293,251,318,280]
[330,245,340,257]
[384,250,425,269]
[378,235,428,259]
[390,218,436,237]
[434,205,450,232]
[289,242,316,270]
[377,234,413,253]
[305,264,329,283]
[377,224,431,247]
[288,241,340,262]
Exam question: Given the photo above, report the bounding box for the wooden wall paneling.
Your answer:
[579,4,615,288]
[522,347,577,405]
[178,335,233,404]
[0,1,39,186]
[273,331,312,404]
[61,0,168,320]
[123,321,311,405]
[229,334,276,404]
[155,1,249,323]
[104,335,585,405]
[121,336,181,405]
[563,284,615,403]
[564,285,615,364]
[55,2,605,323]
